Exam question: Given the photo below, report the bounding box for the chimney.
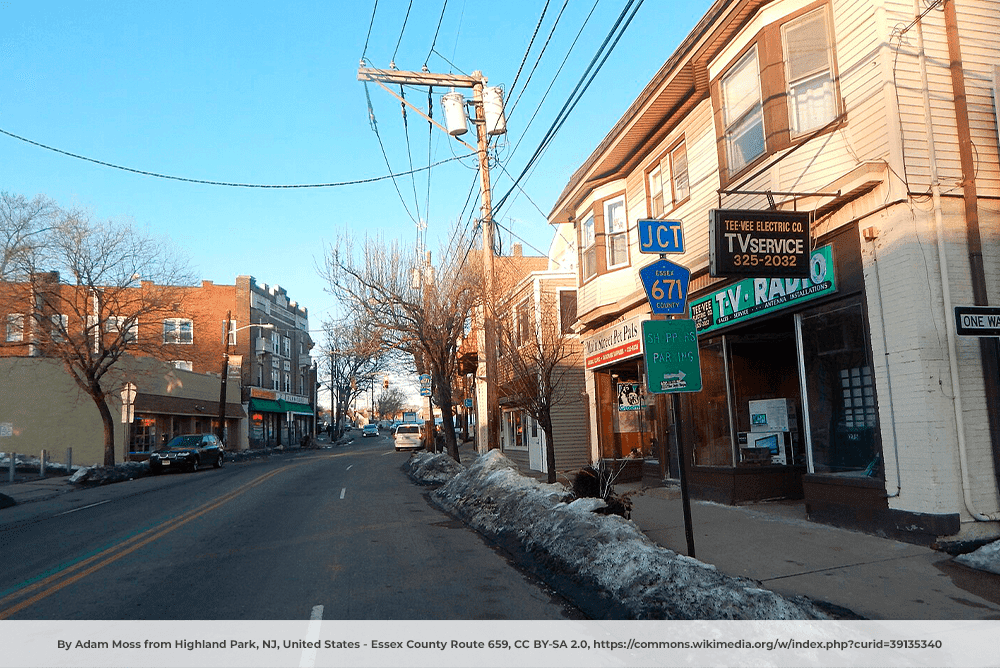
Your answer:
[513,243,522,258]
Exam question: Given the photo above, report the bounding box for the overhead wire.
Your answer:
[360,0,379,63]
[493,0,645,218]
[391,0,415,65]
[506,0,552,110]
[0,126,472,189]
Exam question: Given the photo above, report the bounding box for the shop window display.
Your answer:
[689,339,733,466]
[799,300,880,475]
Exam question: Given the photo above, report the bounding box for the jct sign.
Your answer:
[709,209,810,278]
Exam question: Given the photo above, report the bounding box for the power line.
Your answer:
[494,0,645,217]
[0,126,473,189]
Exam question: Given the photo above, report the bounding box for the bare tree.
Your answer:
[1,192,59,281]
[320,230,480,462]
[492,268,581,483]
[375,384,408,421]
[12,207,194,465]
[320,313,390,438]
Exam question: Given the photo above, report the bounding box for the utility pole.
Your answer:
[357,65,504,452]
[217,310,232,447]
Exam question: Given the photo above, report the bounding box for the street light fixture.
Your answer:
[218,312,275,447]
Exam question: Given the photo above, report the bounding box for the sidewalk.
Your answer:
[616,481,1000,620]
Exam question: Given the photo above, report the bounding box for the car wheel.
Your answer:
[214,453,223,468]
[150,466,160,475]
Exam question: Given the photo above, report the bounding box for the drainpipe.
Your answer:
[916,0,998,522]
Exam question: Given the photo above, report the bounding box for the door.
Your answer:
[527,414,546,473]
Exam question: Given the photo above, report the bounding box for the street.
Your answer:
[0,433,582,620]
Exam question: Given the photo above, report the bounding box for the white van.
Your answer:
[394,423,423,451]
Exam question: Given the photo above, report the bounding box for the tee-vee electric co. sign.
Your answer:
[709,209,810,278]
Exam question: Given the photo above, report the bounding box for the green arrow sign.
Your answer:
[642,320,702,394]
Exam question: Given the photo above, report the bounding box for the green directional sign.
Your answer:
[642,319,702,394]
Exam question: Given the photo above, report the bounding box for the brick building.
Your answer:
[1,273,315,460]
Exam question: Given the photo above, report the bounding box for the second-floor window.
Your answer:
[558,290,577,335]
[163,318,193,344]
[580,214,596,281]
[50,314,68,342]
[722,46,765,174]
[648,166,664,217]
[715,5,839,180]
[605,197,628,269]
[107,316,138,344]
[5,314,24,342]
[783,8,836,135]
[515,298,531,347]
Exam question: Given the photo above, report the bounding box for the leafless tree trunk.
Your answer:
[11,206,193,465]
[492,270,580,484]
[320,230,480,462]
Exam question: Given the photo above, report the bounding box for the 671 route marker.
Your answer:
[638,259,690,316]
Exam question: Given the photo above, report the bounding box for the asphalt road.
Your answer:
[0,434,583,620]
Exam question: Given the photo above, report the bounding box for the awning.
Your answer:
[280,400,314,416]
[135,394,246,419]
[248,398,284,413]
[249,398,314,416]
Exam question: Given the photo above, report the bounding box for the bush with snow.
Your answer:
[408,449,828,620]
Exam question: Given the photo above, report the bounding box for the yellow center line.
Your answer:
[0,462,305,619]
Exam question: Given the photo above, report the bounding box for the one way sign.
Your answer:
[955,306,1000,337]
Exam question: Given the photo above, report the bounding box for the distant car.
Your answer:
[362,424,379,437]
[394,424,423,451]
[149,434,223,474]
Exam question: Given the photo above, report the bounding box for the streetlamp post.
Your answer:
[218,312,274,448]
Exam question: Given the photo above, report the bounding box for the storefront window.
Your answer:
[799,300,880,475]
[689,338,733,466]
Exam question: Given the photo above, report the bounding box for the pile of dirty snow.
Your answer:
[409,450,827,620]
[402,451,466,485]
[955,540,1000,575]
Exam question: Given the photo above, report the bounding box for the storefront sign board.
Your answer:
[955,306,1000,337]
[419,374,432,396]
[639,258,690,315]
[638,219,685,254]
[583,314,647,370]
[690,245,836,335]
[709,209,811,278]
[641,320,702,394]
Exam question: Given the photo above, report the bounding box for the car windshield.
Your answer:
[166,435,203,448]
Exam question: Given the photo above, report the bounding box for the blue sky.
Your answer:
[2,0,708,344]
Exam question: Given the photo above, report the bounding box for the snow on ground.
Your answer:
[956,540,1000,575]
[404,449,830,620]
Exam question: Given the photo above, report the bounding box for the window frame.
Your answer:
[721,45,766,176]
[711,2,842,184]
[5,314,24,342]
[645,137,691,217]
[604,196,629,270]
[557,288,577,336]
[163,318,193,345]
[580,213,597,282]
[782,6,837,137]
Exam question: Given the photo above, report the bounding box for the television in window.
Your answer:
[754,433,780,456]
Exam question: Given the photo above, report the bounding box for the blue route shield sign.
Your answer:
[639,259,690,315]
[638,219,685,254]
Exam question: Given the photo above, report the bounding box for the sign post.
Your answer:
[120,382,137,463]
[641,319,702,558]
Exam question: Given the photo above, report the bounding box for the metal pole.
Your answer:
[672,393,696,558]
